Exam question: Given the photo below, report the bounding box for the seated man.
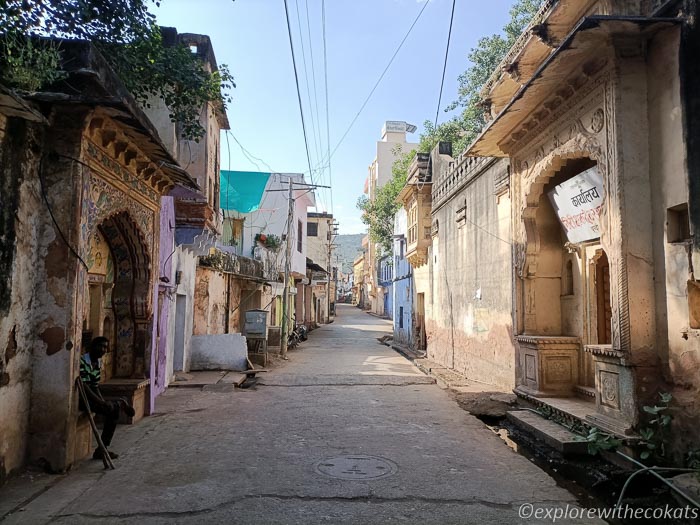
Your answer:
[79,336,135,460]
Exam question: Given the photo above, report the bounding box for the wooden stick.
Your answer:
[76,378,115,470]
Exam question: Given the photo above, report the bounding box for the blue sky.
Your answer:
[154,0,516,234]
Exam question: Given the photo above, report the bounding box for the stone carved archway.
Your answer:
[98,211,152,378]
[515,136,608,334]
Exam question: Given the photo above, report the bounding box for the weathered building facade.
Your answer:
[0,41,199,477]
[392,208,413,346]
[467,0,700,449]
[364,121,418,316]
[430,153,514,389]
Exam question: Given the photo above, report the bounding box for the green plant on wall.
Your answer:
[1,34,66,91]
[0,0,235,141]
[255,233,281,252]
[583,426,622,456]
[638,392,674,462]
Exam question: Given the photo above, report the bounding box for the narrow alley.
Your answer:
[1,305,601,525]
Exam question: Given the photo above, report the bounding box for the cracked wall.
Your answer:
[426,159,515,390]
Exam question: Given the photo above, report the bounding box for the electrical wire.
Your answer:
[283,0,316,188]
[434,0,456,129]
[321,0,334,216]
[227,131,276,173]
[312,0,431,171]
[38,155,89,271]
[293,0,323,183]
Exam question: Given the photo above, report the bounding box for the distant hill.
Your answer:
[334,233,364,273]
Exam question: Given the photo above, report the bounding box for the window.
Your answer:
[399,307,404,328]
[297,220,303,253]
[307,222,318,237]
[408,200,418,245]
[667,203,691,243]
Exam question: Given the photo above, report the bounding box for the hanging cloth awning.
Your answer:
[220,170,271,213]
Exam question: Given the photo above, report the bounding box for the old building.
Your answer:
[397,152,434,353]
[142,29,229,395]
[466,0,700,451]
[219,172,315,340]
[364,121,418,316]
[0,40,199,477]
[306,212,337,323]
[392,208,413,347]
[429,150,514,388]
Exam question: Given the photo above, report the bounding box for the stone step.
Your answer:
[506,410,589,456]
[573,385,596,400]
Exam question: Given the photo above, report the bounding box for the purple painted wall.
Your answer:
[150,196,175,412]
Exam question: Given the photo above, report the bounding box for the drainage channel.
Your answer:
[478,415,692,525]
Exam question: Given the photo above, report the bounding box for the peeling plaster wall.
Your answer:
[426,159,515,390]
[29,108,92,472]
[0,117,45,480]
[649,26,700,448]
[194,267,227,335]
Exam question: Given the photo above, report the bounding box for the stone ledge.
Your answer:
[507,410,589,456]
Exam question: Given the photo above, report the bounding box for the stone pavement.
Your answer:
[0,304,604,524]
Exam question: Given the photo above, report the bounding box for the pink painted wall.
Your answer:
[150,196,175,412]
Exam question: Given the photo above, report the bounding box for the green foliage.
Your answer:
[0,33,65,91]
[357,147,414,254]
[583,426,623,456]
[638,392,674,462]
[104,28,235,141]
[255,233,281,251]
[0,0,234,141]
[422,0,545,157]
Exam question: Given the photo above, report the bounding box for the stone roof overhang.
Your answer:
[0,84,47,122]
[468,16,680,158]
[480,0,597,115]
[24,39,199,191]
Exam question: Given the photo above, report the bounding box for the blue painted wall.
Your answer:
[392,209,412,346]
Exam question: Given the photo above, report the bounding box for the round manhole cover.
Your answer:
[315,455,398,480]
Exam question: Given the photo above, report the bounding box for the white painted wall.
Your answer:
[190,334,248,371]
[239,173,315,277]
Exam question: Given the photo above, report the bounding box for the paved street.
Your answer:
[1,305,601,524]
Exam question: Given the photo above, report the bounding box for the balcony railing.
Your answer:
[200,250,265,280]
[432,155,495,211]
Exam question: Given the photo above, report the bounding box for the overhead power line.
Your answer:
[435,0,456,128]
[293,1,322,181]
[283,0,316,185]
[322,0,333,216]
[314,0,431,171]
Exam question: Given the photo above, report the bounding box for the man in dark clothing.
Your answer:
[80,337,135,460]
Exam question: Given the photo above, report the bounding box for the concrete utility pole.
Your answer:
[280,178,294,358]
[326,219,338,323]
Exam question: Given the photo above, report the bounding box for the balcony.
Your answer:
[397,153,431,269]
[432,155,496,211]
[199,249,265,281]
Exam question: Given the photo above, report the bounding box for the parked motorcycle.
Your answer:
[287,322,308,349]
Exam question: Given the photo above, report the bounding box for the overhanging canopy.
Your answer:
[220,170,271,213]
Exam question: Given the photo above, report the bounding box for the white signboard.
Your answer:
[547,167,604,243]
